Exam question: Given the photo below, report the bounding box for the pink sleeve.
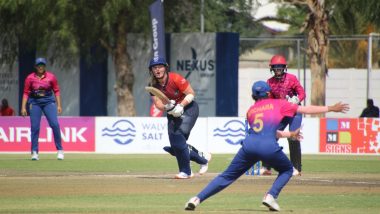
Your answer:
[280,101,298,117]
[23,75,31,100]
[290,75,306,101]
[51,74,61,96]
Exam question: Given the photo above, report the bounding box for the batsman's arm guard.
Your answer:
[184,94,194,104]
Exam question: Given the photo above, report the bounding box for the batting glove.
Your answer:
[286,95,300,104]
[164,100,176,111]
[168,104,184,117]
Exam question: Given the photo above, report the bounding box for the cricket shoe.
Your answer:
[262,193,280,211]
[292,167,301,176]
[175,172,194,179]
[259,167,272,176]
[199,153,212,175]
[185,196,200,211]
[57,150,64,160]
[31,151,39,161]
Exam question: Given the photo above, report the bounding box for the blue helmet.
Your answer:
[251,81,271,97]
[148,57,168,69]
[35,57,47,65]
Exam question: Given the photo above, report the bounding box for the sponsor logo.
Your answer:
[102,119,136,145]
[0,117,95,152]
[176,48,215,79]
[358,118,380,153]
[213,120,245,145]
[0,127,88,143]
[141,122,165,141]
[151,18,159,59]
[324,119,352,153]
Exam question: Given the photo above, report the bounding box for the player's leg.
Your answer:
[163,146,175,156]
[168,102,199,178]
[261,150,293,211]
[29,102,43,159]
[42,102,63,150]
[179,102,211,174]
[185,147,255,210]
[263,150,293,198]
[164,144,210,174]
[168,131,191,178]
[180,102,199,140]
[260,161,272,175]
[187,144,209,165]
[260,117,290,175]
[288,112,302,174]
[187,144,211,174]
[164,144,208,165]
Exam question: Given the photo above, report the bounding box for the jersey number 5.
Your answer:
[252,113,264,132]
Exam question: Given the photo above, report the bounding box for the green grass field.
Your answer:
[0,154,379,213]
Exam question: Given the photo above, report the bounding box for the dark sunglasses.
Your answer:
[271,64,286,69]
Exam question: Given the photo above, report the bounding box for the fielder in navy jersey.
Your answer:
[262,55,306,176]
[184,81,349,212]
[21,57,64,161]
[148,57,211,179]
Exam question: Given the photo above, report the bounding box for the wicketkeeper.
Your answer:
[262,55,306,176]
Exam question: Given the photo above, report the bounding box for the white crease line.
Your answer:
[299,177,379,185]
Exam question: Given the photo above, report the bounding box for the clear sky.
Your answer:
[254,0,289,31]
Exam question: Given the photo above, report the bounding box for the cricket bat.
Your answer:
[145,86,170,104]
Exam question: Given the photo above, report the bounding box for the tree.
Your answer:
[274,0,380,113]
[0,1,56,64]
[0,0,262,116]
[327,0,380,68]
[0,0,152,116]
[62,0,153,116]
[300,0,329,113]
[274,0,328,113]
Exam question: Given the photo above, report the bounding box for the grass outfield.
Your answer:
[0,154,379,213]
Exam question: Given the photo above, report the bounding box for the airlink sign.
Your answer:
[0,117,95,152]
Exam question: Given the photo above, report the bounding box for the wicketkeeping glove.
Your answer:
[286,95,300,104]
[168,104,184,117]
[164,100,176,111]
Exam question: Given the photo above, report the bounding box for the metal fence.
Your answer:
[239,33,380,100]
[238,34,380,118]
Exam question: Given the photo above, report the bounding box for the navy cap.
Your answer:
[148,57,168,69]
[252,81,271,97]
[35,58,47,65]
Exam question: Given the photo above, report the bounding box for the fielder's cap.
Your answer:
[148,57,168,69]
[252,81,271,97]
[35,57,47,65]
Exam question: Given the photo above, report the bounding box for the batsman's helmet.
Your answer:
[251,81,271,98]
[35,57,47,65]
[269,55,287,78]
[148,57,168,70]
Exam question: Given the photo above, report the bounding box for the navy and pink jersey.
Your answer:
[267,73,305,101]
[246,99,298,137]
[23,71,60,100]
[153,72,189,104]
